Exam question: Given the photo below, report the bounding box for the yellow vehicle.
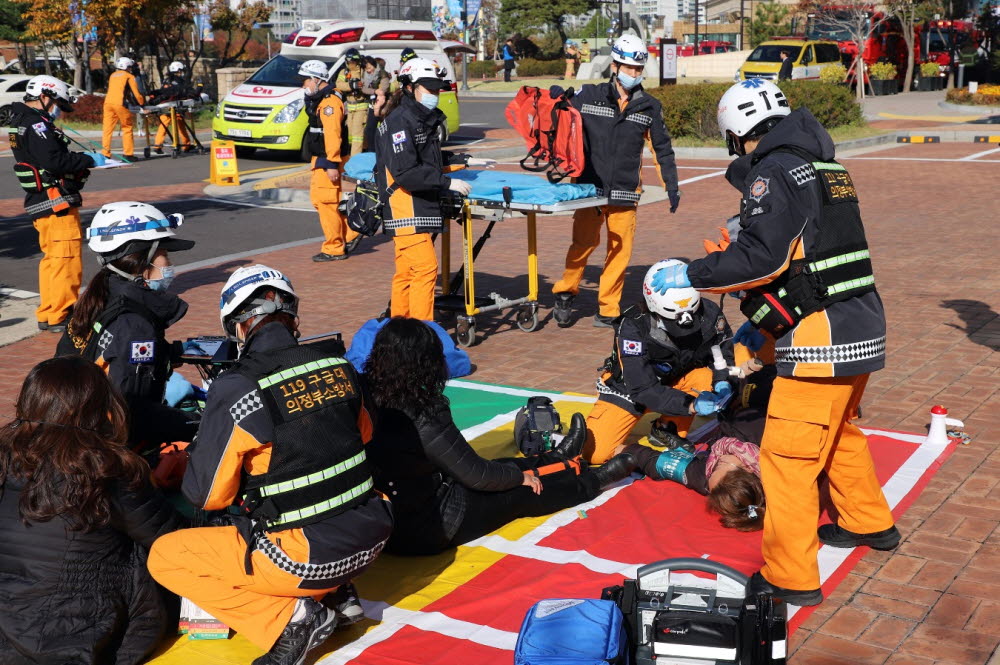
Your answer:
[212,20,462,160]
[736,39,843,82]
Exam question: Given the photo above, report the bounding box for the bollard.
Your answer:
[957,64,965,89]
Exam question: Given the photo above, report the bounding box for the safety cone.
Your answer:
[925,405,964,445]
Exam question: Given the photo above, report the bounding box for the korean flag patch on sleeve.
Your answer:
[130,340,155,364]
[622,339,643,356]
[392,130,407,144]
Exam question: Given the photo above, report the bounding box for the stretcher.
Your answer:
[342,154,607,346]
[134,99,209,159]
[439,194,606,347]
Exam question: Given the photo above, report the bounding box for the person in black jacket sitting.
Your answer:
[0,356,185,665]
[364,317,637,555]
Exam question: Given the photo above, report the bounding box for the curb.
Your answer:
[460,90,519,99]
[937,100,1000,115]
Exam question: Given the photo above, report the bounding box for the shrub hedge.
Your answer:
[66,95,105,124]
[946,86,1000,106]
[513,58,566,77]
[468,59,499,78]
[647,80,864,140]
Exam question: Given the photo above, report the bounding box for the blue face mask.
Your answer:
[617,71,643,90]
[49,104,62,120]
[419,92,439,111]
[147,265,175,292]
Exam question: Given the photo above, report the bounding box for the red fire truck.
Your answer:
[804,7,911,83]
[920,19,981,74]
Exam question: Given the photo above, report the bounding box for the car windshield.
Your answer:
[246,54,336,87]
[748,45,802,62]
[807,15,856,42]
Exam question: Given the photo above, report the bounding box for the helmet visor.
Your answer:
[612,45,648,64]
[87,214,183,240]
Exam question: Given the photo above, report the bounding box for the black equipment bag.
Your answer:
[342,179,383,236]
[514,396,563,456]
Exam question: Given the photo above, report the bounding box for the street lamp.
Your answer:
[461,0,470,91]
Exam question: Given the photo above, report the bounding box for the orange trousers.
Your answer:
[154,112,191,148]
[102,105,136,157]
[148,526,340,652]
[584,345,754,463]
[553,205,636,318]
[310,163,357,256]
[33,210,82,326]
[759,374,894,591]
[391,234,437,320]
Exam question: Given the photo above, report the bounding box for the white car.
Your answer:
[0,75,85,126]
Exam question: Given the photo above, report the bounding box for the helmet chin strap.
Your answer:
[103,240,160,284]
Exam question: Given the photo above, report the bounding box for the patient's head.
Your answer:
[706,468,765,532]
[366,317,450,417]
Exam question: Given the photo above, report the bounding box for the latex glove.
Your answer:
[713,381,734,400]
[85,151,107,167]
[650,262,690,294]
[165,372,195,407]
[703,226,731,254]
[448,179,472,196]
[466,157,496,168]
[693,391,722,416]
[668,189,681,213]
[734,321,766,352]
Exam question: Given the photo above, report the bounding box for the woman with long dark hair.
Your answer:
[0,356,185,664]
[56,200,198,451]
[365,317,637,555]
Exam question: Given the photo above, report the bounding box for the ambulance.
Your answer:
[212,20,462,159]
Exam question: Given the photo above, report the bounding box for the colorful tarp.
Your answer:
[149,380,956,665]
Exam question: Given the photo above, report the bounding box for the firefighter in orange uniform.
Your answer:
[299,60,360,262]
[651,79,898,607]
[374,58,472,320]
[102,56,145,158]
[148,265,392,665]
[552,34,680,329]
[8,75,103,333]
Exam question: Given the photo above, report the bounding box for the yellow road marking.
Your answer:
[877,112,983,123]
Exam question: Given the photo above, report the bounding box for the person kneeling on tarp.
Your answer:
[364,317,637,555]
[584,259,755,464]
[148,264,393,665]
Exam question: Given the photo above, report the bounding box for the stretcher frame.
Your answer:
[437,194,607,347]
[137,100,208,159]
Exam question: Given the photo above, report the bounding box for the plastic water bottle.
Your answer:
[926,405,964,445]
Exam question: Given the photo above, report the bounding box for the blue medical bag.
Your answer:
[514,598,631,665]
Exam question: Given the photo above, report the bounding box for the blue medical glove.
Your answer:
[668,189,681,213]
[713,381,733,399]
[85,151,107,167]
[165,372,195,407]
[650,263,690,295]
[693,391,721,416]
[733,321,766,351]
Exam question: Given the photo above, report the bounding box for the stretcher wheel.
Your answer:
[516,304,539,333]
[171,148,179,159]
[143,147,151,159]
[455,316,476,347]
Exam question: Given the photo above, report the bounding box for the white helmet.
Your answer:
[24,75,78,111]
[116,56,135,70]
[219,264,298,338]
[717,79,791,155]
[87,201,194,276]
[644,260,701,325]
[611,34,649,66]
[168,61,185,73]
[297,59,330,81]
[398,57,447,89]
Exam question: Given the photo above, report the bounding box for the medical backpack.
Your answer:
[602,557,787,665]
[514,598,631,665]
[505,86,585,183]
[341,179,383,237]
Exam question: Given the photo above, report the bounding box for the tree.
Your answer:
[888,0,941,92]
[0,0,31,69]
[799,1,889,99]
[209,0,271,69]
[751,3,792,48]
[499,0,596,48]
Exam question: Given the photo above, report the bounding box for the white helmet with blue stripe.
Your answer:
[219,264,298,338]
[611,34,649,66]
[87,201,193,266]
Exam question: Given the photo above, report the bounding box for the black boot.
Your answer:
[553,413,586,459]
[553,292,575,328]
[748,571,823,607]
[252,598,337,665]
[818,524,900,550]
[593,453,637,489]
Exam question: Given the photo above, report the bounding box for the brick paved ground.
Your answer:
[0,141,997,663]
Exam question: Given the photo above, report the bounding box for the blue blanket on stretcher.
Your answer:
[344,153,598,206]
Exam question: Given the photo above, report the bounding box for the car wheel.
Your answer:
[0,105,13,127]
[235,146,256,159]
[437,124,448,146]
